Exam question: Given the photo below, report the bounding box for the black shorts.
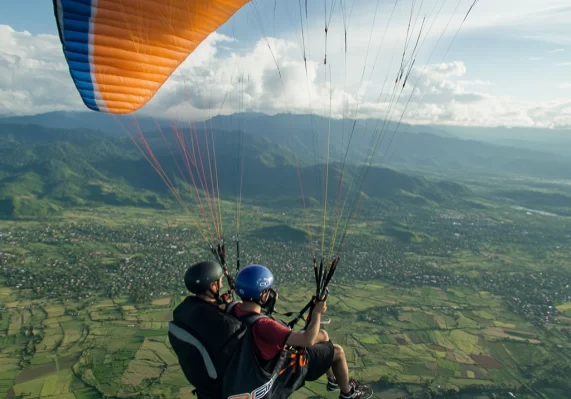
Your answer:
[305,341,335,381]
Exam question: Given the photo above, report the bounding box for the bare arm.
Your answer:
[286,312,321,347]
[316,329,329,343]
[285,300,327,347]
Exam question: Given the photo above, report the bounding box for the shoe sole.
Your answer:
[339,387,374,399]
[360,387,374,399]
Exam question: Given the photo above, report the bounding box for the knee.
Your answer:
[333,344,345,361]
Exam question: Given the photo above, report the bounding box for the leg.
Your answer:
[304,342,335,382]
[306,343,372,399]
[330,344,351,393]
[325,368,338,391]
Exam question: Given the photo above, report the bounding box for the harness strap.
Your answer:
[227,302,269,326]
[225,300,239,314]
[168,322,218,379]
[240,313,267,326]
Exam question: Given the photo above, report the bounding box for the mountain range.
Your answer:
[2,111,570,181]
[2,112,571,219]
[0,122,470,219]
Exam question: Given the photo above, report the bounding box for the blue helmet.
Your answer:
[234,264,274,301]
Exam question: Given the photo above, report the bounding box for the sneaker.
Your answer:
[327,377,358,392]
[339,380,373,399]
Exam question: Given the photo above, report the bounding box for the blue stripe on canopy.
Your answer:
[53,0,99,111]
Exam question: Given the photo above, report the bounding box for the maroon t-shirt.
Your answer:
[233,303,292,360]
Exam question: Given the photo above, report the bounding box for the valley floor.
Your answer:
[1,204,571,399]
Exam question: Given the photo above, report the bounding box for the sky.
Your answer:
[0,0,570,129]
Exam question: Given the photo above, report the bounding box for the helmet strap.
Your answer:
[261,288,277,315]
[207,279,221,300]
[251,289,267,307]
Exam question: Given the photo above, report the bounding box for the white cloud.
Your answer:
[0,25,82,115]
[558,82,571,89]
[556,62,571,66]
[458,80,492,87]
[466,2,571,47]
[462,1,571,32]
[409,93,571,129]
[550,48,565,52]
[1,23,571,129]
[528,57,542,61]
[394,61,571,128]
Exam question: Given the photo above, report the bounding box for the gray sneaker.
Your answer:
[327,377,358,392]
[338,379,373,399]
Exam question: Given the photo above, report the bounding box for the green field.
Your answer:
[1,203,571,398]
[1,279,570,398]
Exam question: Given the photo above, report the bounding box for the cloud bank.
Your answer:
[0,23,570,129]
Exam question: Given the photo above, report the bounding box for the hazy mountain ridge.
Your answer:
[0,123,467,219]
[493,189,571,217]
[386,132,571,180]
[2,112,570,181]
[437,125,571,156]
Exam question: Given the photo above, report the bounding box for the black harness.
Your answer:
[168,296,308,399]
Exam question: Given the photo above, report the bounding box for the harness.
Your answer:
[168,322,219,379]
[169,298,308,399]
[167,305,265,379]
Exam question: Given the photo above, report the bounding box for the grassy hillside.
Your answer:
[494,189,571,217]
[0,125,170,218]
[0,124,470,219]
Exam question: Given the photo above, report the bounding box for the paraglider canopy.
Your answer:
[52,0,250,114]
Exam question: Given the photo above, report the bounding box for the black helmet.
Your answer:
[184,261,224,294]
